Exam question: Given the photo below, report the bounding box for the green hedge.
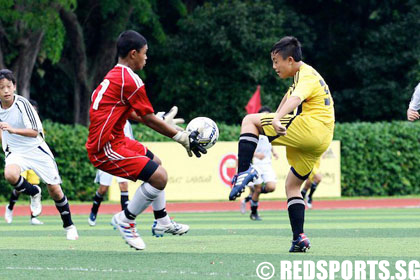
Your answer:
[0,120,419,201]
[334,121,420,196]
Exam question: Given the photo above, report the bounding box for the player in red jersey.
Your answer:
[86,30,206,250]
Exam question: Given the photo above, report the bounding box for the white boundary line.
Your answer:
[5,266,257,278]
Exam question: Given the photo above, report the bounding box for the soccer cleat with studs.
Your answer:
[289,233,311,253]
[30,217,44,225]
[250,212,262,221]
[30,185,42,217]
[307,197,313,209]
[111,213,145,250]
[65,225,79,240]
[229,166,259,201]
[5,205,13,224]
[152,220,190,237]
[88,212,97,226]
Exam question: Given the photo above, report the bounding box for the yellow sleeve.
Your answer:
[290,73,318,101]
[21,170,28,179]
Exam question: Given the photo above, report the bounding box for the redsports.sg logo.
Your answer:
[256,260,420,280]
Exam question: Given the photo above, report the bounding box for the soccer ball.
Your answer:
[186,117,219,149]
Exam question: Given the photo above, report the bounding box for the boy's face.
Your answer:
[271,52,293,79]
[0,78,16,103]
[132,44,148,71]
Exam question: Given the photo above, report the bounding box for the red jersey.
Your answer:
[86,64,154,153]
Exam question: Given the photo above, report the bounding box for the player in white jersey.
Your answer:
[0,69,78,240]
[407,82,420,121]
[240,106,278,220]
[88,121,134,226]
[4,99,44,225]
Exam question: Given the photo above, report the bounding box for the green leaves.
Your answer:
[334,121,420,196]
[151,0,288,125]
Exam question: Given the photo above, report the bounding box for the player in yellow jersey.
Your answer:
[229,36,335,252]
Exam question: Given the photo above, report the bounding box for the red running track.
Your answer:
[1,198,419,216]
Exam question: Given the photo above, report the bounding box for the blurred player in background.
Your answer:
[86,30,205,250]
[240,106,278,220]
[229,36,334,252]
[301,158,322,209]
[407,82,420,121]
[5,99,43,225]
[0,69,78,240]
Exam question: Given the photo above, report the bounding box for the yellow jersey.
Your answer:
[286,63,335,128]
[21,170,40,185]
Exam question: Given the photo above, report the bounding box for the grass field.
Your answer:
[0,208,419,279]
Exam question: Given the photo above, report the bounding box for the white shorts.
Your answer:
[94,169,128,186]
[5,143,62,185]
[249,163,277,186]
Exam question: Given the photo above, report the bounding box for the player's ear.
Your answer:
[128,49,137,58]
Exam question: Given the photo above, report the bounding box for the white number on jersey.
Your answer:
[92,79,110,110]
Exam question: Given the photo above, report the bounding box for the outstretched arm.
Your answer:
[141,113,206,158]
[141,113,178,138]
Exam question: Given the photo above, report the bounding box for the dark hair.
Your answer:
[258,106,272,113]
[117,30,147,58]
[271,36,302,62]
[0,69,16,84]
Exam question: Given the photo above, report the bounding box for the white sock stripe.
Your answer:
[239,136,259,144]
[15,176,24,187]
[55,197,68,207]
[287,199,305,208]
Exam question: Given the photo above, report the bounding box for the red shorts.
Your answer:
[87,137,158,181]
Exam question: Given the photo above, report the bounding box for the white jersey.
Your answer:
[409,82,420,111]
[253,135,272,165]
[0,95,44,154]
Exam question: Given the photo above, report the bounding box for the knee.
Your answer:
[265,183,276,192]
[149,167,167,190]
[118,182,128,192]
[241,114,256,126]
[48,185,64,200]
[98,185,109,196]
[4,168,20,184]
